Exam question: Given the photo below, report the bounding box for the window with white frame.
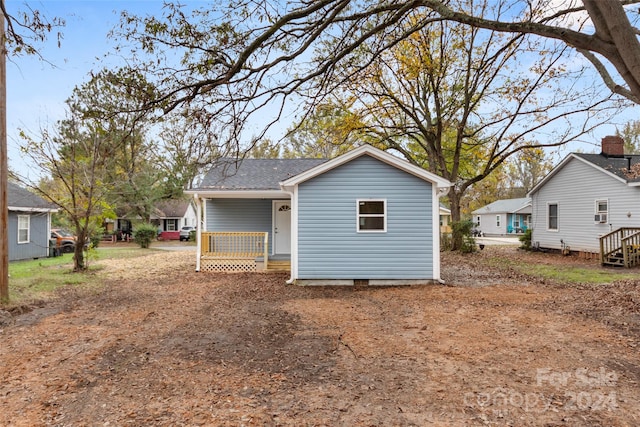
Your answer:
[476,216,481,227]
[17,215,30,244]
[357,200,386,232]
[166,219,179,231]
[595,200,608,223]
[496,215,501,227]
[548,203,558,231]
[514,217,520,228]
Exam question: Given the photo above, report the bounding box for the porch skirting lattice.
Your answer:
[200,258,257,273]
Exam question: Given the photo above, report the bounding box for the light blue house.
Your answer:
[472,197,531,236]
[188,145,452,285]
[8,182,58,261]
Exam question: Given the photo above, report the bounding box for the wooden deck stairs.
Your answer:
[600,227,640,267]
[264,259,291,272]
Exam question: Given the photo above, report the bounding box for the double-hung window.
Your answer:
[357,200,386,232]
[496,215,501,227]
[548,203,558,231]
[17,215,30,244]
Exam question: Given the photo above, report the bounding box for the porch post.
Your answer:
[194,193,202,272]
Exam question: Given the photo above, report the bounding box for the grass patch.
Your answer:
[4,247,159,307]
[486,255,638,285]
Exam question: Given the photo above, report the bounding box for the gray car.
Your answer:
[179,226,196,241]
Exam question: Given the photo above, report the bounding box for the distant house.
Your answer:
[472,197,531,236]
[187,145,452,285]
[439,205,451,233]
[152,199,197,240]
[8,182,58,261]
[529,135,640,261]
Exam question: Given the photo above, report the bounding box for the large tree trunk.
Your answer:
[448,190,464,251]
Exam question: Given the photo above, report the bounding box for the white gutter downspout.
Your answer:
[434,185,451,284]
[194,193,202,272]
[279,184,297,285]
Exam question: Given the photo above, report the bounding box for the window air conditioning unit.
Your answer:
[594,214,607,223]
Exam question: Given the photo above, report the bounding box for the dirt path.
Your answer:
[1,248,639,426]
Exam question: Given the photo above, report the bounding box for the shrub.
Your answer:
[440,232,452,251]
[452,219,476,253]
[519,229,532,251]
[133,223,158,249]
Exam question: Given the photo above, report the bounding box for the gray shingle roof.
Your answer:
[8,182,56,210]
[573,153,640,183]
[154,199,191,218]
[195,158,328,191]
[473,197,531,215]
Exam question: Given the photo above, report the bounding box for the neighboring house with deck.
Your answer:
[528,135,640,266]
[186,145,452,285]
[8,182,58,261]
[472,198,531,236]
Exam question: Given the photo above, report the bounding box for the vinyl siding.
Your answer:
[8,211,50,261]
[531,157,640,252]
[297,155,433,279]
[205,198,276,253]
[477,212,508,235]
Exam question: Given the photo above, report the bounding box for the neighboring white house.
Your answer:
[439,205,451,233]
[528,135,640,254]
[472,198,531,236]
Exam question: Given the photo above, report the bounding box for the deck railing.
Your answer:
[201,231,269,271]
[600,227,640,267]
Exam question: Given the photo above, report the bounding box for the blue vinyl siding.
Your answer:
[8,211,50,261]
[297,155,433,279]
[205,198,276,253]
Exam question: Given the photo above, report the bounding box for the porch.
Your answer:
[600,227,640,267]
[199,231,290,273]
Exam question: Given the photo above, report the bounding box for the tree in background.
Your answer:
[423,0,640,105]
[73,69,165,223]
[504,147,554,195]
[17,111,113,272]
[616,121,640,155]
[283,101,360,159]
[308,9,617,249]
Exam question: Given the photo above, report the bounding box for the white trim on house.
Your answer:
[547,201,559,232]
[183,189,289,199]
[193,193,203,272]
[286,185,299,284]
[432,185,443,283]
[17,215,30,244]
[356,199,387,233]
[8,206,58,213]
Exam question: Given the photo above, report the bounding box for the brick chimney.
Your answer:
[601,135,625,157]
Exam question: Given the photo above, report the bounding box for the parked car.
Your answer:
[50,229,78,253]
[179,226,196,241]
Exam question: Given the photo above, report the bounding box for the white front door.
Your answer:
[274,200,291,254]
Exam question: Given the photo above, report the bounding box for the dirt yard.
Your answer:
[1,247,639,426]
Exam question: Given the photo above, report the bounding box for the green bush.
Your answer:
[452,219,476,253]
[440,232,452,251]
[519,228,532,251]
[133,223,158,249]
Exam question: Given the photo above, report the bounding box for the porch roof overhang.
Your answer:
[184,189,291,199]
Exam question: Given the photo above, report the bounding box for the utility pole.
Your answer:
[0,0,8,302]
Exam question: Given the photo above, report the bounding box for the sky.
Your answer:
[6,1,640,178]
[7,0,170,177]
